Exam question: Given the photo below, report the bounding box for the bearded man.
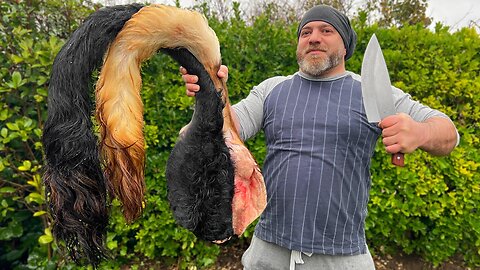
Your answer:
[182,5,458,270]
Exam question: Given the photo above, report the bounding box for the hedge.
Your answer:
[1,0,479,269]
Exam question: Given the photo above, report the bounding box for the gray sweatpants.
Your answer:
[242,236,376,270]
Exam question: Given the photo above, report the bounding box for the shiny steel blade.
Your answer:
[361,34,396,123]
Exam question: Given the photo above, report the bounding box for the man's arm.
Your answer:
[379,113,458,156]
[181,65,291,141]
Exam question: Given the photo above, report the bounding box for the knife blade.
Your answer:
[361,34,404,167]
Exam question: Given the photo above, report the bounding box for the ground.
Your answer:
[210,239,477,270]
[150,238,477,270]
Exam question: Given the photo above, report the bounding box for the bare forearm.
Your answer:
[418,117,458,156]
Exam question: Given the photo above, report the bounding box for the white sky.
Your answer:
[426,0,479,31]
[107,0,480,32]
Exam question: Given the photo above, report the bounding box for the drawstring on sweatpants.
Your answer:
[289,250,313,270]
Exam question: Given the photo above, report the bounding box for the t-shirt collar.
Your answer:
[297,70,348,81]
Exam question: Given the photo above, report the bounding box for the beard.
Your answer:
[297,45,344,77]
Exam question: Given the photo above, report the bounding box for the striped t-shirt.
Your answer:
[232,71,450,255]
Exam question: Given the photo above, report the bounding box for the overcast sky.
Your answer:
[426,0,479,31]
[108,0,480,32]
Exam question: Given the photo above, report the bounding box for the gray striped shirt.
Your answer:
[232,71,450,255]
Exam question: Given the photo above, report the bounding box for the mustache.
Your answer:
[305,45,328,53]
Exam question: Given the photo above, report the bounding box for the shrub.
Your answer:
[351,23,480,266]
[1,0,479,268]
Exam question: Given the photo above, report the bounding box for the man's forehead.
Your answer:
[301,20,334,29]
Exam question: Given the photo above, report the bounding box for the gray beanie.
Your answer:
[297,5,357,60]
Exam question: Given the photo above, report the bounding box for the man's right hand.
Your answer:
[180,65,229,96]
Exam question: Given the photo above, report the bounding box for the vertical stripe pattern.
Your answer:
[256,74,381,255]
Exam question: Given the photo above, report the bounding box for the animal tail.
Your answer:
[95,4,223,222]
[42,4,143,265]
[43,3,222,265]
[164,48,235,241]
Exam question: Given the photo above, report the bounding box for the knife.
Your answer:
[361,34,405,167]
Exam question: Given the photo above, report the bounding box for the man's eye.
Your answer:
[301,31,311,36]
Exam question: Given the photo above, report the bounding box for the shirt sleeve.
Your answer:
[232,76,289,141]
[349,71,459,145]
[392,86,448,121]
[349,71,451,121]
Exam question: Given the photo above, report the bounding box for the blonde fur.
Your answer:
[95,5,222,222]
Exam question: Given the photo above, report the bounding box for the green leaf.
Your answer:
[34,94,44,103]
[0,187,16,194]
[33,210,47,217]
[18,160,31,171]
[1,128,7,138]
[11,71,23,88]
[33,128,42,138]
[0,221,23,240]
[37,77,48,86]
[25,192,44,204]
[1,199,8,208]
[38,234,53,245]
[6,122,19,131]
[37,87,48,96]
[23,118,33,128]
[38,228,54,244]
[27,178,39,189]
[107,240,118,250]
[0,109,10,121]
[11,55,23,64]
[3,249,24,262]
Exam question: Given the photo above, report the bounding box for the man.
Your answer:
[182,5,458,270]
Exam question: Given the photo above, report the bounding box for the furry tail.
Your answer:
[95,4,222,222]
[164,48,235,241]
[44,3,222,264]
[42,4,143,265]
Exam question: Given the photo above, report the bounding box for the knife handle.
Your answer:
[391,153,405,167]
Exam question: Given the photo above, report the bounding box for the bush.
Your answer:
[0,0,97,268]
[351,22,480,266]
[1,0,479,269]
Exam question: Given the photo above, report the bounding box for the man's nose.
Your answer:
[308,29,322,44]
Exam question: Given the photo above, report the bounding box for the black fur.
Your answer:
[164,48,235,241]
[42,4,143,266]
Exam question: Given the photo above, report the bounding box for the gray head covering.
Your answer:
[297,5,357,60]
